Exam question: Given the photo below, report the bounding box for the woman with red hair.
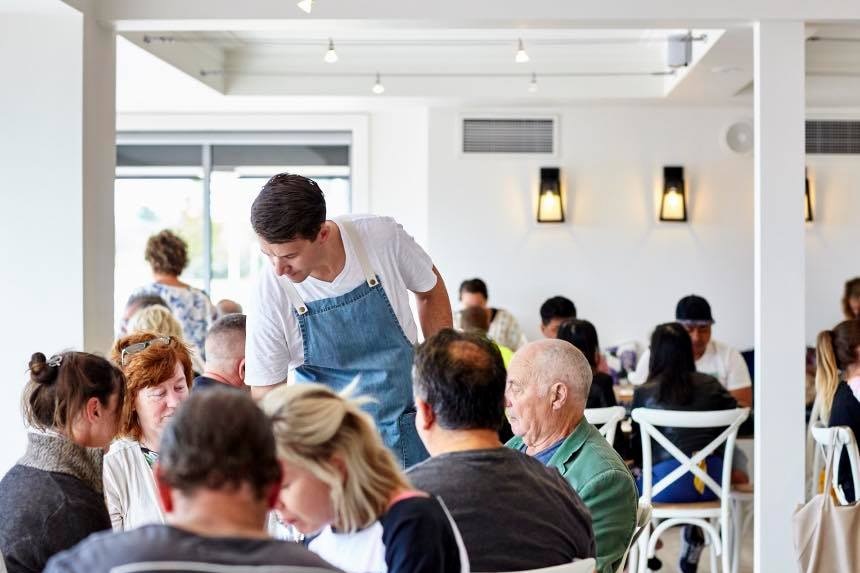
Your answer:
[103,333,194,531]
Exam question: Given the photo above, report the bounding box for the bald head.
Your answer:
[510,339,593,408]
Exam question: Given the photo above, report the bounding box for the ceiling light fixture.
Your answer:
[529,72,538,93]
[515,38,530,63]
[372,72,385,95]
[296,0,314,13]
[324,38,338,63]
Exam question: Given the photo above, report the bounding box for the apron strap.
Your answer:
[281,280,309,316]
[337,217,379,288]
[280,218,379,317]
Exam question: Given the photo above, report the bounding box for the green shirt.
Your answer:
[507,420,638,573]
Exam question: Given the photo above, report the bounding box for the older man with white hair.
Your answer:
[506,339,638,573]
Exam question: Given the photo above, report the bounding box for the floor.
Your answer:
[639,525,754,573]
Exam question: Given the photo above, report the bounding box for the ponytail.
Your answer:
[816,329,841,421]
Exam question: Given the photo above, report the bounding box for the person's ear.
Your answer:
[266,462,284,510]
[550,382,568,410]
[330,453,348,484]
[415,397,436,431]
[154,463,174,514]
[84,396,101,424]
[238,357,246,382]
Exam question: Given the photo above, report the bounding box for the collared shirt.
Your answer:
[508,420,638,573]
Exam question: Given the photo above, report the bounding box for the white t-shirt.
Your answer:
[628,338,752,391]
[246,215,437,387]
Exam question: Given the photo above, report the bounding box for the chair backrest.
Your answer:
[584,406,626,445]
[810,421,860,503]
[491,558,596,573]
[631,407,750,503]
[615,501,652,573]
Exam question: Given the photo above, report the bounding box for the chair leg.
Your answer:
[709,519,719,573]
[731,500,742,573]
[636,523,649,573]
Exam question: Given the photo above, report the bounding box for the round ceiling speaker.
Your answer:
[724,120,754,155]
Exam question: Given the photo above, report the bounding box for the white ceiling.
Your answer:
[120,21,860,107]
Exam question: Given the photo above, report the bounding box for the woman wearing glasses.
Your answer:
[0,351,125,573]
[103,333,193,531]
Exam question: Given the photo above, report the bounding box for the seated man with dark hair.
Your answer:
[407,329,595,573]
[45,389,339,573]
[194,313,247,391]
[540,295,577,338]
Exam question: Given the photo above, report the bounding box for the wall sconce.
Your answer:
[537,167,564,223]
[805,169,813,222]
[660,166,687,222]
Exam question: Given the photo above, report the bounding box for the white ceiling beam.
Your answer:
[98,0,860,32]
[122,32,226,93]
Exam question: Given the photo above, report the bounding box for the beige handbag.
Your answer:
[793,441,860,572]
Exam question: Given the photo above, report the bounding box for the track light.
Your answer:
[297,0,314,13]
[372,73,385,95]
[324,38,338,63]
[515,39,530,63]
[529,72,538,93]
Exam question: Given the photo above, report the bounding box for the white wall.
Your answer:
[427,106,757,350]
[0,9,85,472]
[369,109,430,247]
[806,154,860,341]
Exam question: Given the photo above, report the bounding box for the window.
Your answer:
[115,134,351,324]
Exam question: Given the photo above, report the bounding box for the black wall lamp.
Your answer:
[805,169,813,223]
[537,167,564,223]
[660,166,687,222]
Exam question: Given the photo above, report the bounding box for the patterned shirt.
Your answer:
[129,283,216,361]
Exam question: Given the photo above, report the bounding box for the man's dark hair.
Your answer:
[413,329,506,431]
[459,306,490,333]
[458,278,488,300]
[250,173,326,243]
[540,296,577,325]
[159,389,280,499]
[125,293,169,311]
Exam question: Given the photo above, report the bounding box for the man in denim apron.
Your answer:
[245,174,453,468]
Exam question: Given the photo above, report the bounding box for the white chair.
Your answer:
[810,422,860,504]
[631,407,750,573]
[617,501,652,573]
[585,406,627,445]
[489,559,596,573]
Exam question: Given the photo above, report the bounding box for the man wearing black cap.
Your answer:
[629,295,752,407]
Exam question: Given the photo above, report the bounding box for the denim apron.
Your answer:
[280,219,429,468]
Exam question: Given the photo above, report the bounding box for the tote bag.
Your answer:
[793,437,860,572]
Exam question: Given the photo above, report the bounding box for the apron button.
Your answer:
[299,306,307,313]
[369,279,377,286]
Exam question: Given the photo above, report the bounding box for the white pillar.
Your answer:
[753,20,806,572]
[0,2,115,473]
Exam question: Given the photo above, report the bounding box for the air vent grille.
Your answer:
[462,118,554,154]
[807,121,860,154]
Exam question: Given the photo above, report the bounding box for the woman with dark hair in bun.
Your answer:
[0,351,125,573]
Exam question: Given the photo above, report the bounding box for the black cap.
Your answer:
[675,295,714,325]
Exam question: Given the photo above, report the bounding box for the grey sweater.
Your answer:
[0,432,111,573]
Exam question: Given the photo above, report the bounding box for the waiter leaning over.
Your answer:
[246,173,453,467]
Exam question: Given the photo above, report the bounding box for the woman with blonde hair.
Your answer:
[127,304,203,373]
[262,383,468,573]
[815,319,860,502]
[103,332,194,530]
